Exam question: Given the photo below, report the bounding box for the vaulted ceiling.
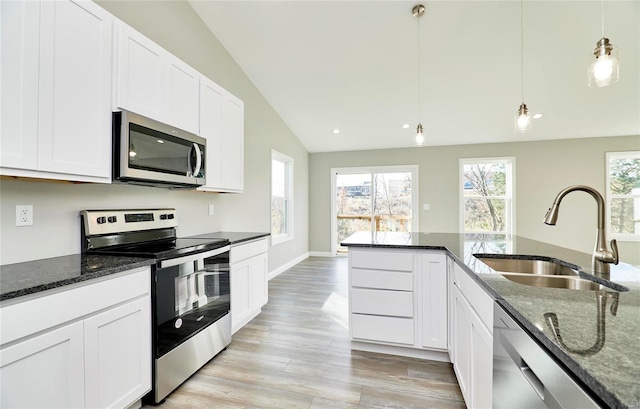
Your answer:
[190,1,640,153]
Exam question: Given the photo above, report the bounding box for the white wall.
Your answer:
[0,0,309,268]
[309,135,640,265]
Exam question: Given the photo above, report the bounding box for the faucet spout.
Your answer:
[543,185,619,278]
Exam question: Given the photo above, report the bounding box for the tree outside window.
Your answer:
[607,151,640,240]
[460,158,514,235]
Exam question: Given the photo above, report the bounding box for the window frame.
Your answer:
[606,151,640,242]
[271,150,294,246]
[459,157,516,236]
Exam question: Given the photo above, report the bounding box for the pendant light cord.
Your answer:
[601,0,605,38]
[417,12,422,123]
[520,0,524,104]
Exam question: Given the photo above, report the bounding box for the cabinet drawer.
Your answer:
[351,249,413,271]
[351,314,414,345]
[351,269,413,291]
[351,288,413,317]
[231,238,268,264]
[454,263,493,330]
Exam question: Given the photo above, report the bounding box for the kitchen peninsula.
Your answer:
[342,231,640,409]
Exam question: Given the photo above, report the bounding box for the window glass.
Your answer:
[607,152,640,239]
[460,158,514,235]
[271,151,294,245]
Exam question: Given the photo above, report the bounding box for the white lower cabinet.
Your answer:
[348,248,448,352]
[84,297,151,409]
[450,262,493,409]
[0,267,151,409]
[0,322,85,409]
[230,238,268,333]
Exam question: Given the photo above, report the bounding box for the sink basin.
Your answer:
[498,274,608,290]
[474,255,621,291]
[475,257,578,276]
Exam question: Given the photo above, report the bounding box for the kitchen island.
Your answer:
[342,231,640,409]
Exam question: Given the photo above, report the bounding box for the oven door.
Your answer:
[153,246,230,358]
[114,110,206,186]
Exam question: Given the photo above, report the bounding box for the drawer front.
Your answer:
[0,267,150,345]
[351,269,413,291]
[351,314,414,345]
[231,238,268,264]
[454,263,493,330]
[351,249,413,272]
[351,288,413,317]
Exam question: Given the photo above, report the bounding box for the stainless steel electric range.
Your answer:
[80,208,231,404]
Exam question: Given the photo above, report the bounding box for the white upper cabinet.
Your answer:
[199,78,244,193]
[0,0,40,170]
[165,55,200,134]
[1,0,112,182]
[115,22,165,121]
[221,95,244,192]
[114,22,199,134]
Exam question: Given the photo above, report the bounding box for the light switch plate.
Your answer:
[16,205,33,226]
[423,203,430,210]
[208,204,215,216]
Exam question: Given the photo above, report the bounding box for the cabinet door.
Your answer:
[116,22,165,121]
[37,0,112,178]
[470,312,493,409]
[84,297,151,409]
[165,56,200,134]
[0,0,39,170]
[220,95,244,192]
[198,78,224,191]
[452,285,471,404]
[0,321,84,409]
[231,259,251,333]
[420,252,447,350]
[249,253,269,309]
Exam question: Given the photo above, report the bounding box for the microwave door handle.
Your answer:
[192,143,202,177]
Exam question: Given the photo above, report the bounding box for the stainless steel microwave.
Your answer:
[113,111,206,188]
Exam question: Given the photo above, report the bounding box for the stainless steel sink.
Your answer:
[476,257,578,276]
[498,274,608,290]
[474,256,617,291]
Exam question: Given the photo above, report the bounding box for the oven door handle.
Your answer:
[159,245,230,269]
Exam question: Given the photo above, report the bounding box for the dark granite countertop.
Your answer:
[184,231,270,245]
[342,231,640,409]
[0,254,154,302]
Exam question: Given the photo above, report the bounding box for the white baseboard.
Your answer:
[350,341,451,363]
[268,252,309,280]
[308,251,334,257]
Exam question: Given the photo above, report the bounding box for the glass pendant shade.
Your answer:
[588,38,619,87]
[415,123,425,146]
[515,103,532,133]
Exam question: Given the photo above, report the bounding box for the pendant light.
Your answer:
[588,0,619,87]
[515,0,532,133]
[413,4,425,146]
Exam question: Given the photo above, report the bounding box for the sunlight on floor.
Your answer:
[321,291,349,329]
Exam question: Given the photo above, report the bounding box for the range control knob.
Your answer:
[107,216,117,223]
[167,214,175,220]
[160,214,167,220]
[97,216,106,224]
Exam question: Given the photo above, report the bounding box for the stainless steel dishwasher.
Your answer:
[493,304,601,409]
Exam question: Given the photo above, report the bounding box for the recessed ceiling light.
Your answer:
[332,129,340,134]
[402,123,410,129]
[533,113,544,119]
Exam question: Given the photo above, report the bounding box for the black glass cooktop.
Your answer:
[89,237,229,261]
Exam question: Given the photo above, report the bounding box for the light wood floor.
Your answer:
[152,257,465,409]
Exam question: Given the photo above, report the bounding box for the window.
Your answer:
[460,157,515,235]
[606,151,640,241]
[271,150,294,245]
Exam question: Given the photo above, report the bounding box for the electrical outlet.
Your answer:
[16,205,33,226]
[208,204,215,216]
